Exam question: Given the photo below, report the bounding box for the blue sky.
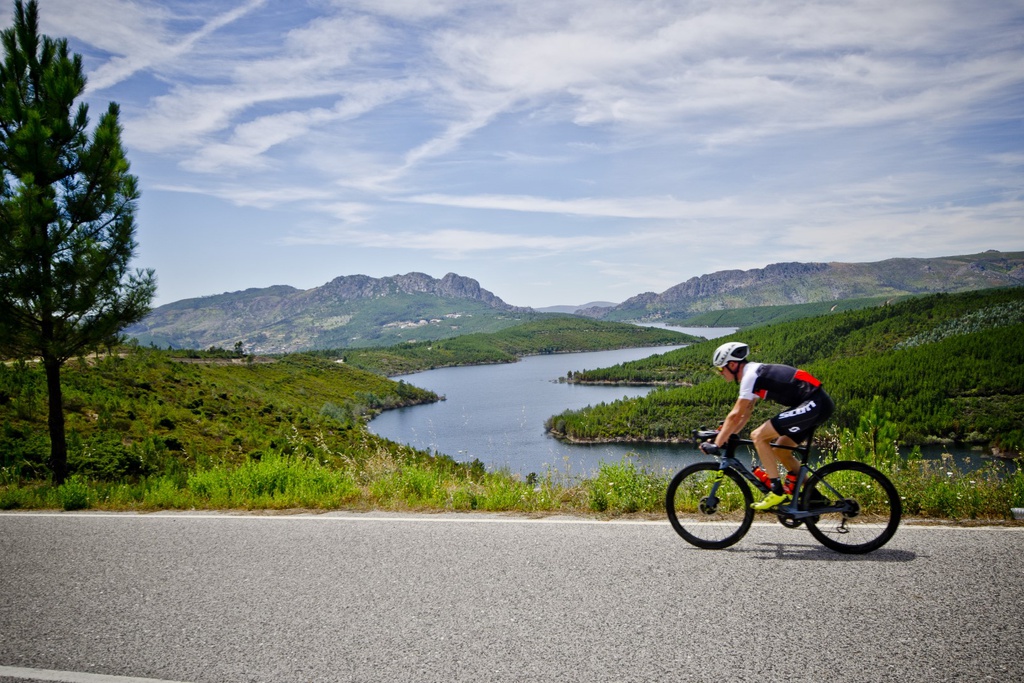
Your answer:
[32,0,1024,308]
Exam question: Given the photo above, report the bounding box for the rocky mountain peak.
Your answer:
[314,272,520,310]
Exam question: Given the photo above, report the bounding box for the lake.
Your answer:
[369,327,737,479]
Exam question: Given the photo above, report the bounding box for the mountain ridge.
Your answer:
[127,272,529,354]
[591,250,1024,321]
[128,250,1024,353]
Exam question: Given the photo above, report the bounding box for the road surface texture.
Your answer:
[1,511,1021,683]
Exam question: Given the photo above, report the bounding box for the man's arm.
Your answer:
[715,397,756,448]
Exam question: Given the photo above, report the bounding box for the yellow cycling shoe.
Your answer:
[752,491,791,511]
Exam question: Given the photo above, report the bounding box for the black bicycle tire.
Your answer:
[802,461,902,554]
[666,462,754,549]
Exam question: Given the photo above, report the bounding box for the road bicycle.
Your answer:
[665,428,901,554]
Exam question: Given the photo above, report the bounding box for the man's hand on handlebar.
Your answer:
[699,441,721,456]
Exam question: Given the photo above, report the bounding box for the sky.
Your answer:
[28,0,1024,308]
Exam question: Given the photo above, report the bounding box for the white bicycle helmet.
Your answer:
[712,341,750,367]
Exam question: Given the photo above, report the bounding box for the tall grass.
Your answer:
[827,398,1024,520]
[2,403,1021,518]
[0,450,585,514]
[586,459,665,514]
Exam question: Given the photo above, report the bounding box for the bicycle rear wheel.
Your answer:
[666,462,754,549]
[802,461,902,554]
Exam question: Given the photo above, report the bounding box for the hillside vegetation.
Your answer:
[331,316,697,376]
[666,295,907,328]
[0,350,441,483]
[549,287,1024,452]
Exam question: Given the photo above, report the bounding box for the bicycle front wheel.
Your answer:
[802,461,902,554]
[666,462,754,549]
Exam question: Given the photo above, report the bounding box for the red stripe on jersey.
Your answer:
[794,369,822,387]
[755,389,767,399]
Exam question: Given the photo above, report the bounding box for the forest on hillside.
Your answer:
[326,316,697,376]
[548,288,1024,452]
[665,295,904,328]
[0,352,440,482]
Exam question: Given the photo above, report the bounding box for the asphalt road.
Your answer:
[1,512,1021,683]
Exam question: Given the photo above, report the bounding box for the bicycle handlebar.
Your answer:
[691,427,813,458]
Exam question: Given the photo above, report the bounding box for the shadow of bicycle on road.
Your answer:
[737,541,918,562]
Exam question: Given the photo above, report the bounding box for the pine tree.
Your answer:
[0,1,156,484]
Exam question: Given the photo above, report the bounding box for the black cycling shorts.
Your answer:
[770,388,834,443]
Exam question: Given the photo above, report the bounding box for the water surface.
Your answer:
[370,327,737,478]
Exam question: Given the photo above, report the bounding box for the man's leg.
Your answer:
[749,420,798,509]
[751,420,801,475]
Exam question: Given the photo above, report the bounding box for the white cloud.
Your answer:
[152,182,337,210]
[41,0,271,92]
[402,192,783,220]
[62,5,399,164]
[39,0,172,58]
[332,0,470,21]
[281,225,671,257]
[987,153,1024,167]
[423,0,1016,135]
[183,79,424,173]
[337,95,513,192]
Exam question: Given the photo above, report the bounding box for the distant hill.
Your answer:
[591,250,1024,321]
[533,301,619,314]
[127,272,533,354]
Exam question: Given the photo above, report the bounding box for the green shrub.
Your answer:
[477,473,532,511]
[587,459,665,514]
[57,475,92,511]
[0,483,33,509]
[186,453,360,509]
[0,423,49,478]
[67,431,161,481]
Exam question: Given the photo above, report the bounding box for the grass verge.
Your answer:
[2,448,1021,521]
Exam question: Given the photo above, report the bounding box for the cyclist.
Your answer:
[701,342,834,510]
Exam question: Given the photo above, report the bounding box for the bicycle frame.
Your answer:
[694,428,848,521]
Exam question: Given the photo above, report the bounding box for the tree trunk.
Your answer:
[43,355,68,485]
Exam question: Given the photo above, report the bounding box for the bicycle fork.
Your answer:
[699,469,728,514]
